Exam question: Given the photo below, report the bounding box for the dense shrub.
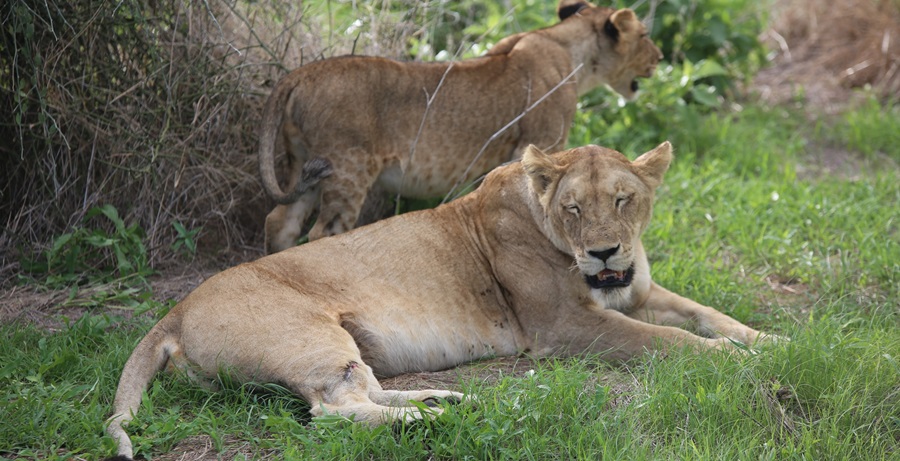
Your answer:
[0,0,311,278]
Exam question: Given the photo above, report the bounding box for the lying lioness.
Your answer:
[107,142,772,460]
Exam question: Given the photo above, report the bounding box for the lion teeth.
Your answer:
[598,269,624,281]
[596,270,626,281]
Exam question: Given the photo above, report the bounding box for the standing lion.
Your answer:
[260,0,662,253]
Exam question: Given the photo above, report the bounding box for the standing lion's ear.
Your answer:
[632,141,672,189]
[604,8,639,43]
[557,0,590,21]
[522,145,563,195]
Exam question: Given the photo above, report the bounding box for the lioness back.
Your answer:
[260,0,662,253]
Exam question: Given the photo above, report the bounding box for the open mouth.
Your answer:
[585,266,635,290]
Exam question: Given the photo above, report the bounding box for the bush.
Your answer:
[20,205,152,287]
[571,0,769,152]
[632,0,768,96]
[0,0,302,277]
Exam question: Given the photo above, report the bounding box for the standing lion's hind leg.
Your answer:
[264,188,320,254]
[308,148,384,241]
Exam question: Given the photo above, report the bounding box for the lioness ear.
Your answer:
[558,0,590,21]
[522,144,563,195]
[632,141,672,189]
[604,8,638,42]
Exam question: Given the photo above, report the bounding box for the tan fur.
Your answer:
[107,142,775,459]
[261,0,663,253]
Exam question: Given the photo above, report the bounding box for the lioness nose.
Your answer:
[588,244,620,262]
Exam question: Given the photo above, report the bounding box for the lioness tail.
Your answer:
[105,324,178,460]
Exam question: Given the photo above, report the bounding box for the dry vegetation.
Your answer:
[755,0,900,110]
[2,0,277,279]
[0,0,421,286]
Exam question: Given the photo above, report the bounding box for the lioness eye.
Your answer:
[566,204,580,215]
[615,197,628,209]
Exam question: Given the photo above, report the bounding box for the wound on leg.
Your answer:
[343,361,359,381]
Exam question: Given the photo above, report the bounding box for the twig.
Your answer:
[201,0,241,56]
[221,1,289,71]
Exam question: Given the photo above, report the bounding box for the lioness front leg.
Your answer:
[551,307,738,361]
[627,282,766,345]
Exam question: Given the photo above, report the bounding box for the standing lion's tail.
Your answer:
[105,324,179,461]
[258,70,333,205]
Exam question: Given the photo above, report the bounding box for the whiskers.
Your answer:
[568,261,581,273]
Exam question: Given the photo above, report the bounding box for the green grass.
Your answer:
[4,0,897,458]
[2,97,898,460]
[3,86,900,461]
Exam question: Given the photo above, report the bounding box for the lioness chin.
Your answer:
[107,141,777,460]
[261,0,663,253]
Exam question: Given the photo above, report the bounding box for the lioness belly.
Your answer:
[344,309,520,378]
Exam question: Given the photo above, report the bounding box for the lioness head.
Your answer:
[558,0,663,99]
[522,142,672,308]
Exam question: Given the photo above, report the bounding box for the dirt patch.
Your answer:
[753,0,900,112]
[0,265,218,331]
[154,434,278,461]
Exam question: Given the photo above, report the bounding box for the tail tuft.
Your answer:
[302,157,334,182]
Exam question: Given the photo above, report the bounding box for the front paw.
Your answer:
[753,331,789,346]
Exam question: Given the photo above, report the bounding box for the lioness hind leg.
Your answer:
[311,401,444,425]
[299,360,445,425]
[369,389,466,407]
[264,190,319,254]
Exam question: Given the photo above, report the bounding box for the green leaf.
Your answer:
[690,84,721,107]
[693,59,729,80]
